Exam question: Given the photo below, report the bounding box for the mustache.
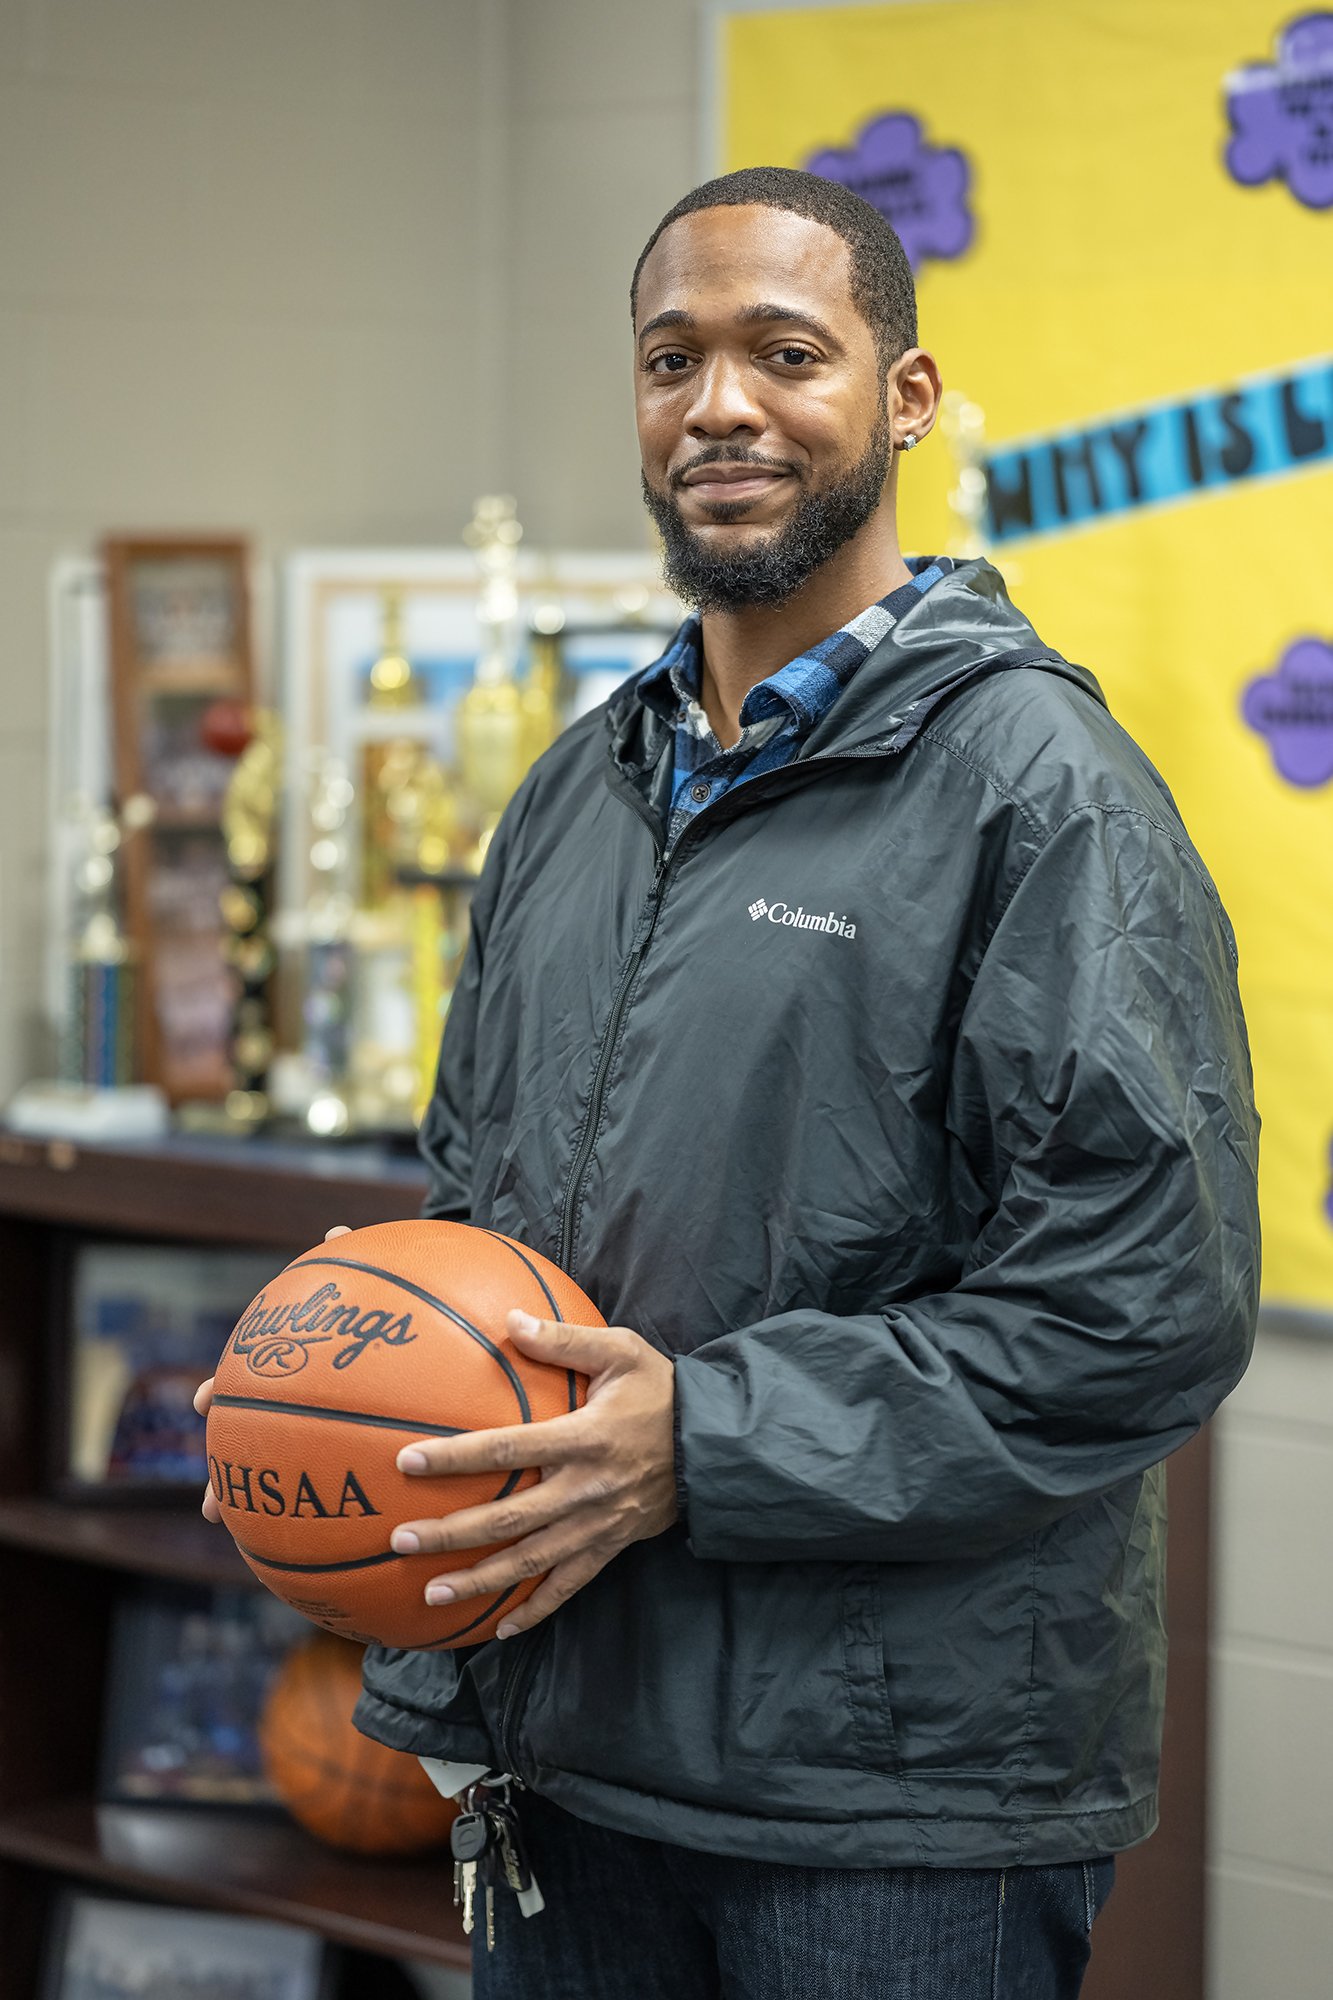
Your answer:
[669,444,804,491]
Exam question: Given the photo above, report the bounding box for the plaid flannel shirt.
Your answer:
[638,557,953,850]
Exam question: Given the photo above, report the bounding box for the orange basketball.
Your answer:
[260,1632,457,1855]
[206,1219,596,1648]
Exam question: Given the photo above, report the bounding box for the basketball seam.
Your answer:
[288,1255,533,1424]
[236,1540,522,1643]
[212,1393,466,1437]
[418,1580,525,1645]
[236,1542,406,1575]
[480,1231,581,1414]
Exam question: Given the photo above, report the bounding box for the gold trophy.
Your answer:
[939,391,991,560]
[455,496,527,866]
[360,590,429,909]
[521,599,569,772]
[219,713,281,1127]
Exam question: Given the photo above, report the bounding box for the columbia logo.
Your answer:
[748,897,858,940]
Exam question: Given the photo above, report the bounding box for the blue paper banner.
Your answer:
[983,353,1333,543]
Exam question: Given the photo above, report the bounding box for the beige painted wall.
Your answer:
[1208,1325,1333,2000]
[503,0,698,546]
[0,0,698,1095]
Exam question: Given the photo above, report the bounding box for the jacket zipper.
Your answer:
[557,853,669,1272]
[498,1626,545,1777]
[555,738,899,1276]
[558,737,927,1276]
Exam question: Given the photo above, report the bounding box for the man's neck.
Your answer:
[696,516,912,747]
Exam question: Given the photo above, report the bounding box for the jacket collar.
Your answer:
[603,558,1106,784]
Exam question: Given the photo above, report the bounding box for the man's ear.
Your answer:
[889,347,944,448]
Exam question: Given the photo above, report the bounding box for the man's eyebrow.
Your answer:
[637,309,695,343]
[636,304,843,346]
[735,304,841,346]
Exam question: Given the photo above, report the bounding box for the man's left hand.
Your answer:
[390,1311,679,1639]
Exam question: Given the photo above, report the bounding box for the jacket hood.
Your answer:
[604,558,1107,775]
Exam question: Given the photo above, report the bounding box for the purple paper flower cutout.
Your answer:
[1242,636,1333,786]
[1224,12,1333,209]
[805,112,974,271]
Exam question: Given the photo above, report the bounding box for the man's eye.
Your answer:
[774,346,816,367]
[650,351,692,374]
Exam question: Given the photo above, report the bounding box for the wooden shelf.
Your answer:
[0,1498,253,1589]
[0,1798,470,1969]
[0,1133,426,1247]
[148,806,229,832]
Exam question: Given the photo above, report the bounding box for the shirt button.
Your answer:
[690,781,711,803]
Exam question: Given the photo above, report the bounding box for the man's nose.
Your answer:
[683,355,766,439]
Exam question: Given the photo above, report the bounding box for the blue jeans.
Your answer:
[470,1791,1116,1999]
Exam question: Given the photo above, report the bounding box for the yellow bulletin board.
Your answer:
[715,1,1333,1308]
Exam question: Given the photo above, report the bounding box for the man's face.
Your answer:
[634,204,891,611]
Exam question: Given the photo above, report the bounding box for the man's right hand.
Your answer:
[195,1224,353,1522]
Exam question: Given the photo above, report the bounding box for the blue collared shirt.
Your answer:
[638,557,953,849]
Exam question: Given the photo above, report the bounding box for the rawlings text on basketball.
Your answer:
[231,1281,417,1377]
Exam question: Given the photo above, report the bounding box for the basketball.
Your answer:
[260,1632,457,1855]
[205,1219,597,1648]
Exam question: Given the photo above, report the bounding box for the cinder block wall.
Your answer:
[501,0,699,548]
[1208,1324,1333,1999]
[1,0,503,1087]
[0,0,699,1097]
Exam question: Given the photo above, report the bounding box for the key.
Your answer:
[487,1798,545,1918]
[489,1803,531,1892]
[450,1809,490,1936]
[483,1839,497,1952]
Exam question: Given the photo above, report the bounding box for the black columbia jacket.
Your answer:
[357,559,1260,1867]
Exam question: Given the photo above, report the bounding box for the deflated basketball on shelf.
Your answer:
[205,1219,596,1649]
[260,1631,458,1855]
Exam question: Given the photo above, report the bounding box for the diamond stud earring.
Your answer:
[899,434,918,452]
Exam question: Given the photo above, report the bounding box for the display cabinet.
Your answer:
[0,1132,470,1996]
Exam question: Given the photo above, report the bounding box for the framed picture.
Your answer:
[270,545,680,1131]
[100,1580,308,1806]
[50,1237,290,1500]
[278,546,680,922]
[103,535,257,1102]
[42,1891,329,2000]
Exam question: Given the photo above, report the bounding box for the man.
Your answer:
[207,168,1261,1996]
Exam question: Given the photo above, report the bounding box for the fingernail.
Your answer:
[425,1584,455,1605]
[511,1310,540,1336]
[496,1622,519,1640]
[398,1448,429,1473]
[391,1528,420,1554]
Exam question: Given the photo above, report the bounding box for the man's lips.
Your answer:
[676,462,792,502]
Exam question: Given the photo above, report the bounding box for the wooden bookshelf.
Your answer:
[0,1497,251,1588]
[0,1799,469,1969]
[0,1133,463,1996]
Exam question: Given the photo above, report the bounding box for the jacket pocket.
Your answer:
[519,1537,912,1807]
[875,1538,1036,1777]
[839,1565,906,1777]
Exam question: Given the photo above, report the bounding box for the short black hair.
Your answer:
[631,166,917,375]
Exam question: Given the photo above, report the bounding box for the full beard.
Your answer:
[641,413,892,613]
